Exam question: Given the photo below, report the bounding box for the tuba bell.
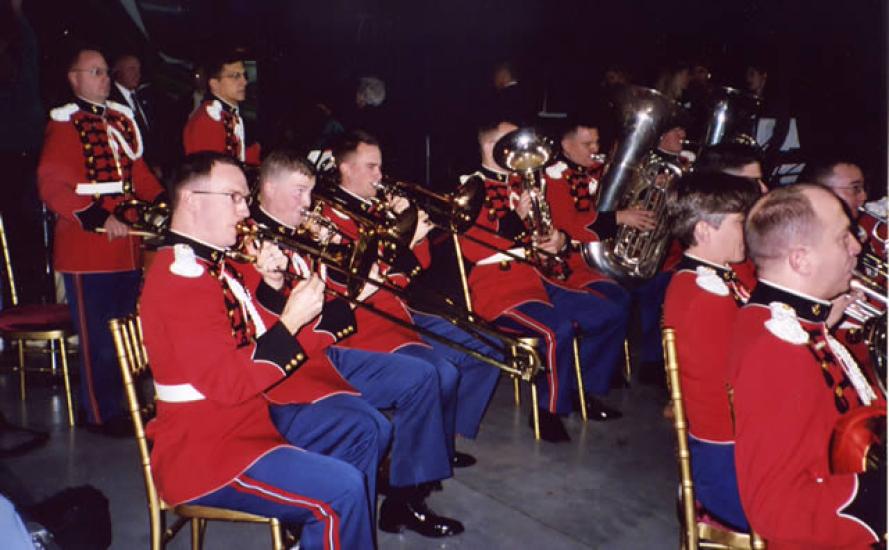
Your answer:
[581,85,688,280]
[698,86,762,150]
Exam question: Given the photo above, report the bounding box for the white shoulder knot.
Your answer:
[458,171,484,185]
[170,244,204,278]
[545,161,568,179]
[106,100,134,118]
[50,103,79,122]
[694,265,729,296]
[206,100,223,121]
[764,301,809,345]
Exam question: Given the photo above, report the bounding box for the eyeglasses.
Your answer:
[70,67,110,77]
[220,72,247,81]
[833,184,866,195]
[191,190,253,206]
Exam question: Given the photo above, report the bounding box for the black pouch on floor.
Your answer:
[26,485,112,549]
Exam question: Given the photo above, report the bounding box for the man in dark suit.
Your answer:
[110,54,162,174]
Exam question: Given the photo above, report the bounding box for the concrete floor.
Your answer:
[0,352,680,549]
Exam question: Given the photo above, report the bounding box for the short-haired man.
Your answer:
[38,48,165,432]
[183,53,260,165]
[252,148,465,537]
[662,172,759,531]
[140,152,387,550]
[729,184,885,547]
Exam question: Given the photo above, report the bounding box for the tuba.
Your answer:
[493,127,569,279]
[698,86,762,150]
[581,85,687,280]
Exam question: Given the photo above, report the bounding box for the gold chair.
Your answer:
[662,328,766,550]
[109,315,288,550]
[0,213,75,425]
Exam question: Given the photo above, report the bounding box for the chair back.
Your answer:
[0,213,20,306]
[663,327,699,547]
[109,315,163,515]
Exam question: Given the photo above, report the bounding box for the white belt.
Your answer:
[75,181,124,196]
[154,383,206,403]
[475,247,526,266]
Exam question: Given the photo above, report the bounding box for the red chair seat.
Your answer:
[0,304,72,333]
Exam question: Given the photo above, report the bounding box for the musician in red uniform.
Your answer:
[261,144,464,537]
[37,48,165,432]
[455,120,624,441]
[662,172,759,531]
[182,52,260,165]
[729,184,885,548]
[140,152,387,550]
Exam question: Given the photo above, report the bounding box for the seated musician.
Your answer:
[730,184,886,547]
[252,148,465,538]
[456,120,623,441]
[139,152,389,550]
[662,172,760,531]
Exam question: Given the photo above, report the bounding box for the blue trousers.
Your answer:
[63,271,141,424]
[494,300,578,414]
[327,346,452,487]
[546,281,631,397]
[411,311,503,439]
[632,271,673,364]
[688,436,749,532]
[269,394,392,520]
[191,447,374,550]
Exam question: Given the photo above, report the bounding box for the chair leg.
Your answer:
[58,337,74,427]
[150,508,163,550]
[572,332,587,421]
[623,338,632,386]
[530,383,540,440]
[190,518,203,550]
[513,377,520,406]
[270,518,284,550]
[17,338,25,400]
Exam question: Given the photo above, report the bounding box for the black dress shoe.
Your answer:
[378,494,464,537]
[530,409,571,443]
[82,415,134,438]
[452,451,476,468]
[585,397,623,421]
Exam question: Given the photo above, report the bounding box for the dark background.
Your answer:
[20,0,889,193]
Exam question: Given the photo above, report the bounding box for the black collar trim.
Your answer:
[165,230,228,264]
[747,280,831,323]
[74,97,105,116]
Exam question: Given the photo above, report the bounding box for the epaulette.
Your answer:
[764,301,809,345]
[206,100,223,121]
[545,161,568,179]
[459,171,485,186]
[694,265,729,296]
[49,103,79,122]
[170,244,204,278]
[106,100,134,119]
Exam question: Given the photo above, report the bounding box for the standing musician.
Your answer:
[730,184,885,548]
[541,118,645,417]
[662,172,760,531]
[37,48,165,433]
[140,152,387,550]
[456,119,621,442]
[182,52,260,166]
[258,146,464,537]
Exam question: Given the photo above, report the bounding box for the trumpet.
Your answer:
[237,221,543,381]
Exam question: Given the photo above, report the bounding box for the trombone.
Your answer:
[238,221,543,381]
[94,199,170,240]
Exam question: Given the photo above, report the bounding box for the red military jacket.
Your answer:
[319,190,427,352]
[183,97,261,165]
[663,254,750,442]
[38,98,165,273]
[140,232,354,506]
[729,280,884,549]
[456,168,550,320]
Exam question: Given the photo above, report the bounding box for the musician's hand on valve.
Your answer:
[616,208,657,231]
[410,209,434,248]
[536,229,565,255]
[388,196,410,215]
[280,275,325,334]
[514,191,532,219]
[827,289,866,328]
[102,215,130,240]
[253,241,288,290]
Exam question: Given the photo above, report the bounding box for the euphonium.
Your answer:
[492,127,569,279]
[581,85,688,280]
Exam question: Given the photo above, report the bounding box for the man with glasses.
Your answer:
[183,53,260,166]
[37,48,165,435]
